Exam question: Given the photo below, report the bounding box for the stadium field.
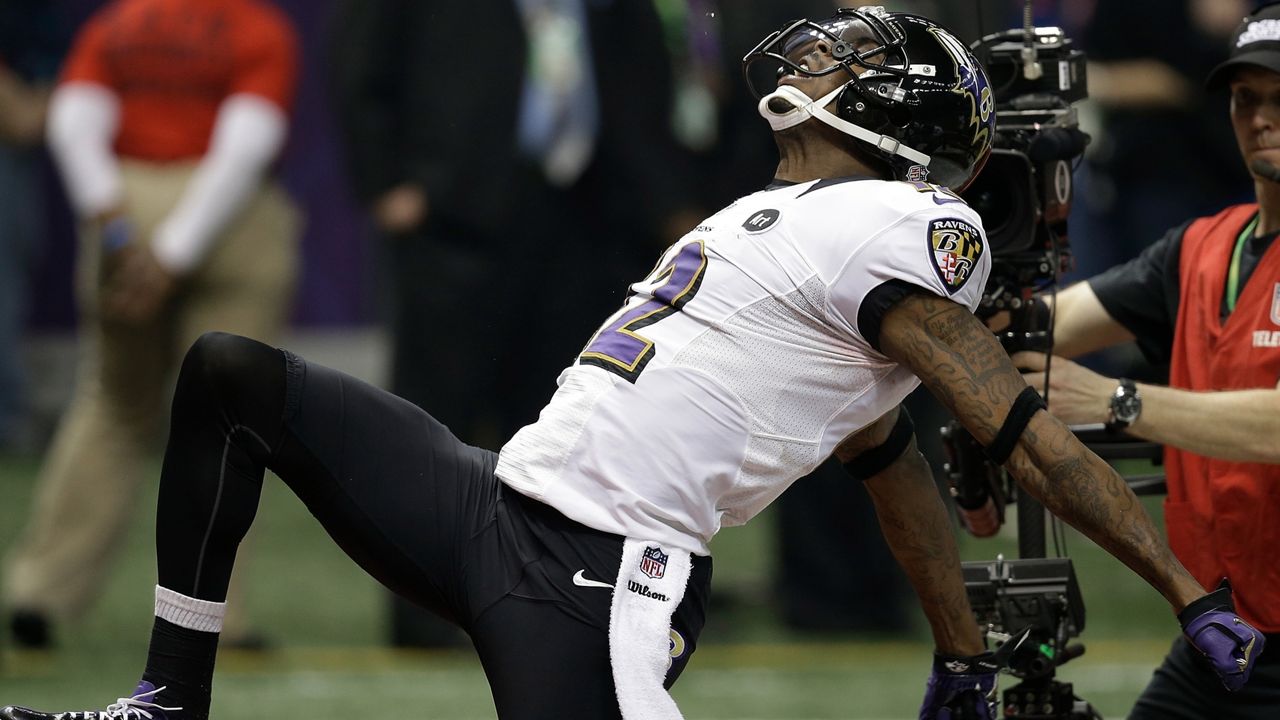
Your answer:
[0,453,1173,718]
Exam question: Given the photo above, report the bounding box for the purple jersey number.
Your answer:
[909,180,966,205]
[579,240,708,382]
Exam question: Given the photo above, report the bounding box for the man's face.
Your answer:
[773,24,883,103]
[1230,66,1280,172]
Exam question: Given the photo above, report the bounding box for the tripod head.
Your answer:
[961,557,1100,719]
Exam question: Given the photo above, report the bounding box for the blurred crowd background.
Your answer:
[0,0,1263,676]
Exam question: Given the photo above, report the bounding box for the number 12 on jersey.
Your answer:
[579,240,708,382]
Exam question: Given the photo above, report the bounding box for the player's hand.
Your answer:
[1010,352,1114,426]
[918,650,1000,720]
[1179,580,1265,692]
[374,183,428,235]
[100,233,176,325]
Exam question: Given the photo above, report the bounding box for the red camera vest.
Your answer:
[1167,202,1280,631]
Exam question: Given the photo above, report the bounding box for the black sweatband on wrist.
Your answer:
[1178,583,1235,627]
[842,407,915,481]
[983,386,1047,466]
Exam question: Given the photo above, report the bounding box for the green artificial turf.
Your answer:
[0,453,1176,718]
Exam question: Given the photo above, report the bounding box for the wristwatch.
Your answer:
[1106,378,1142,431]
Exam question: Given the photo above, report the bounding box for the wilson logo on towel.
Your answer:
[627,580,670,602]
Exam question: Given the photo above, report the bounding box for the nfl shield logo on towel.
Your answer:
[640,546,668,579]
[1272,283,1280,326]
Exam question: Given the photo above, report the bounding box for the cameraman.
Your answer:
[1014,5,1280,717]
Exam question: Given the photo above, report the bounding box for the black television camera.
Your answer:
[943,28,1090,543]
[947,20,1090,554]
[948,17,1169,548]
[944,19,1105,720]
[963,24,1088,323]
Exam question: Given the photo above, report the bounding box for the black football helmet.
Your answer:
[742,6,995,191]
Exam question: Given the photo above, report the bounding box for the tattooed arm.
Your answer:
[877,292,1204,613]
[836,407,984,656]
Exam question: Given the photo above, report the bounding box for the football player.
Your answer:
[2,7,1261,720]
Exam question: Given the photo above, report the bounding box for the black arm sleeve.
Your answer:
[1085,221,1187,367]
[858,279,936,354]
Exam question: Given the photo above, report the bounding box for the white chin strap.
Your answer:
[758,83,932,170]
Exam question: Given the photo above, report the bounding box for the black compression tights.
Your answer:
[155,332,287,602]
[154,331,460,614]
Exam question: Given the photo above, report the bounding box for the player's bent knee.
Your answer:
[181,332,265,388]
[175,332,285,418]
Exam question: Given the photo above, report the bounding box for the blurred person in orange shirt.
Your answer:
[2,0,301,650]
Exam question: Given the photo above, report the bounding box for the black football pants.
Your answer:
[154,332,709,719]
[1128,635,1280,719]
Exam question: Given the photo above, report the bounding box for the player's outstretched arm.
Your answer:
[877,292,1203,611]
[880,292,1266,692]
[836,409,984,658]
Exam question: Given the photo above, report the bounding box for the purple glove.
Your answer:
[919,651,1000,720]
[1179,580,1265,692]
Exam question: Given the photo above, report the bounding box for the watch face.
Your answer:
[1115,394,1141,423]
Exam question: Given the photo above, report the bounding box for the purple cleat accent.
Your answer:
[1,680,182,719]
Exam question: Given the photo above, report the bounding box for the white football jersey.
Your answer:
[496,177,990,554]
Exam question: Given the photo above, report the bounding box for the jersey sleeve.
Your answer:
[827,207,991,352]
[229,3,299,112]
[59,12,113,88]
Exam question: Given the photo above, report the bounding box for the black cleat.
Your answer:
[1,681,181,719]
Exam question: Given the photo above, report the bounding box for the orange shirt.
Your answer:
[60,0,298,162]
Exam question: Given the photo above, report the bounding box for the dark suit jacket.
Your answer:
[331,0,689,236]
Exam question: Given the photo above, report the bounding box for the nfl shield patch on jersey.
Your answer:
[928,217,984,294]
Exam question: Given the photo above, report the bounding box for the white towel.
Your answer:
[608,538,692,720]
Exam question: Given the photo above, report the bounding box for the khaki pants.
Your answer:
[4,161,299,637]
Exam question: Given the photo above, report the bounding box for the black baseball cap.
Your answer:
[1207,3,1280,89]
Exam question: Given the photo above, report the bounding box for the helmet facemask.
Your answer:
[742,7,996,190]
[743,8,908,103]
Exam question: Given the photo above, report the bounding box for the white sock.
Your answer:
[154,585,225,634]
